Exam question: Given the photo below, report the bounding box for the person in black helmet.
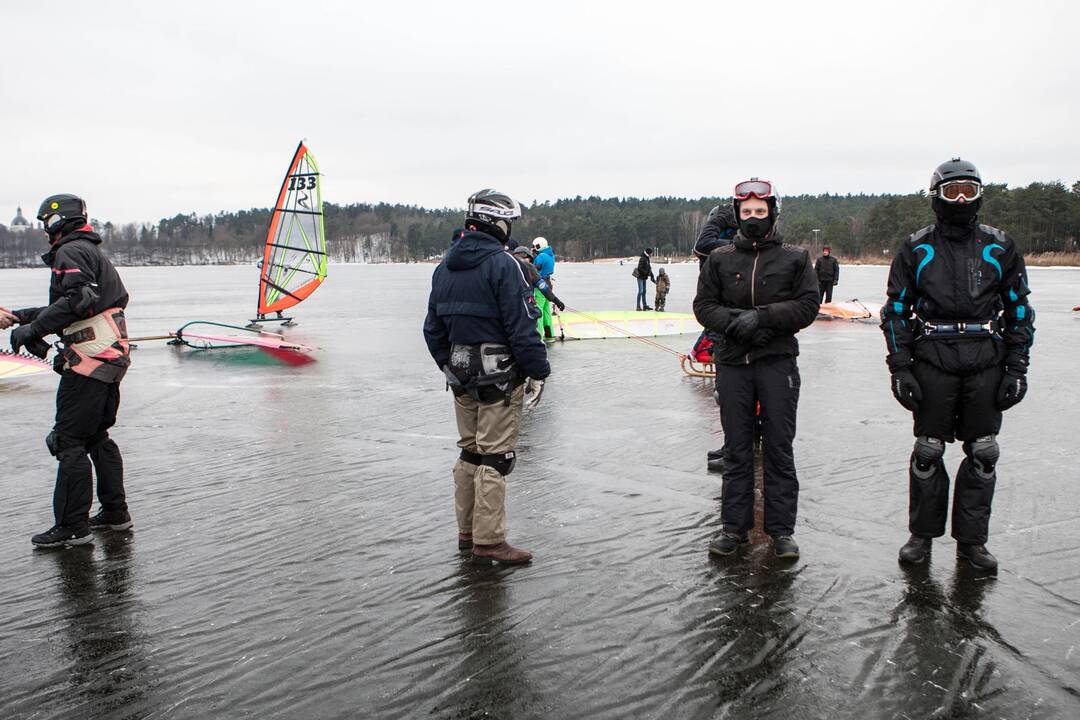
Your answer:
[423,189,550,566]
[3,194,132,548]
[881,159,1034,572]
[694,179,820,560]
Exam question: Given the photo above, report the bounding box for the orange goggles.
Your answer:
[936,180,982,203]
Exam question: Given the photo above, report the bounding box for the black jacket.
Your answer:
[693,230,820,364]
[880,222,1034,374]
[636,252,655,282]
[424,230,550,380]
[16,227,129,336]
[814,255,839,284]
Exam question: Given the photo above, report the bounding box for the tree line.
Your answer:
[2,181,1078,267]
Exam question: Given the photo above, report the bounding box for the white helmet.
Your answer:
[532,236,548,251]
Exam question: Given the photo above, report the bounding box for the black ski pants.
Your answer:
[716,355,801,537]
[909,362,1002,544]
[819,281,833,304]
[51,373,126,528]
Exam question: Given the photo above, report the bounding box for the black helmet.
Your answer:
[37,193,87,235]
[930,158,981,193]
[465,188,522,243]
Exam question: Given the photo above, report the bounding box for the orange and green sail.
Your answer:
[256,141,327,317]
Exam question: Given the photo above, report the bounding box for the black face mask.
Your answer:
[739,216,773,240]
[933,197,980,228]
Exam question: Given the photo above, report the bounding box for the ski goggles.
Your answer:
[733,178,776,200]
[935,179,982,203]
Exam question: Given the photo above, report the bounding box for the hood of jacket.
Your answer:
[536,245,555,261]
[444,229,506,271]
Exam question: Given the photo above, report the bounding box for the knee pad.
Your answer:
[911,436,945,478]
[480,451,516,476]
[51,433,86,463]
[459,448,483,466]
[967,434,999,478]
[45,431,59,457]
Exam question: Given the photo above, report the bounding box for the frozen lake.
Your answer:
[1,259,1078,719]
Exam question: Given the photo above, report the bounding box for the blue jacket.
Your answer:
[424,230,550,380]
[533,246,555,278]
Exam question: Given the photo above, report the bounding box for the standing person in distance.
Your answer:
[508,242,566,337]
[654,268,671,312]
[693,179,820,559]
[814,246,840,304]
[5,194,133,548]
[531,237,557,339]
[634,247,656,311]
[881,159,1034,572]
[423,189,551,566]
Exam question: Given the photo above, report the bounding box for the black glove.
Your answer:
[890,367,922,412]
[11,325,48,359]
[726,309,760,343]
[553,296,566,311]
[750,328,775,347]
[996,369,1027,410]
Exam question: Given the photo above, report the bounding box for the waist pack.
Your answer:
[443,343,520,404]
[58,307,130,383]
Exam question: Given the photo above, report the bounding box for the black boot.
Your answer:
[898,535,931,564]
[32,523,93,548]
[89,508,133,531]
[772,535,800,559]
[708,530,748,557]
[957,543,998,571]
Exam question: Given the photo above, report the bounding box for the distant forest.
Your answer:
[2,181,1078,267]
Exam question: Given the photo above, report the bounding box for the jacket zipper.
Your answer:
[746,246,760,364]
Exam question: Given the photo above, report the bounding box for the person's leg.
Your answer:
[755,356,801,538]
[952,364,1004,545]
[89,382,127,515]
[636,278,646,310]
[51,374,112,529]
[539,291,553,337]
[471,385,525,546]
[453,393,481,537]
[715,364,757,537]
[908,362,961,539]
[825,283,834,303]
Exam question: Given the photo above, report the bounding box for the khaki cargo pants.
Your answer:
[453,385,524,545]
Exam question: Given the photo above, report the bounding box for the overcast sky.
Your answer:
[2,0,1077,224]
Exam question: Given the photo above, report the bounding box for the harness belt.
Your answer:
[58,307,130,383]
[444,343,521,405]
[918,318,998,338]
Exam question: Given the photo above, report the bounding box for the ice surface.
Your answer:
[0,262,1077,719]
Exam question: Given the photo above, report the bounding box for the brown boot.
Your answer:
[472,541,532,565]
[458,533,473,551]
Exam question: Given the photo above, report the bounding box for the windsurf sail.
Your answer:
[817,299,882,321]
[0,350,52,380]
[556,310,701,340]
[255,141,327,321]
[169,322,312,352]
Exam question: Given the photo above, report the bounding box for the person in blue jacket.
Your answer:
[423,189,551,566]
[531,237,557,339]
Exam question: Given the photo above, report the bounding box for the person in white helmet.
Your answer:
[531,237,557,339]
